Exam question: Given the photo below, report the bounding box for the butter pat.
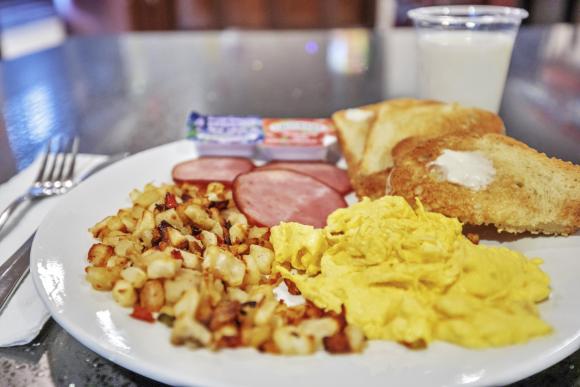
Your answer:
[345,108,374,122]
[187,112,263,157]
[428,149,495,190]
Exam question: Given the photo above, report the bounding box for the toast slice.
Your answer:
[332,102,382,179]
[359,102,505,177]
[332,99,440,176]
[389,132,580,235]
[333,99,441,198]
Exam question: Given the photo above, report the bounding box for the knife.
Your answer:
[0,153,129,315]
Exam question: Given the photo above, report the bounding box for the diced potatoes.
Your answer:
[206,182,225,196]
[113,238,140,257]
[174,288,200,319]
[273,326,316,355]
[171,316,212,346]
[203,246,245,286]
[147,258,181,279]
[184,204,215,230]
[106,255,130,269]
[112,279,137,307]
[249,244,274,274]
[87,243,114,267]
[254,298,278,326]
[222,209,248,226]
[345,325,366,353]
[133,249,168,271]
[227,287,249,304]
[299,318,339,344]
[180,249,201,270]
[140,279,165,312]
[89,217,112,238]
[118,209,137,233]
[134,210,155,241]
[248,226,268,240]
[131,186,162,207]
[121,266,147,288]
[229,224,248,244]
[85,182,365,356]
[242,254,261,286]
[165,269,201,304]
[165,227,188,249]
[155,209,184,230]
[210,222,224,239]
[242,325,272,348]
[86,267,120,291]
[199,230,218,248]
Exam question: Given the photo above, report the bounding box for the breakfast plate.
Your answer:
[31,140,580,387]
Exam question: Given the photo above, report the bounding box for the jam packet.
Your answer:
[259,118,338,160]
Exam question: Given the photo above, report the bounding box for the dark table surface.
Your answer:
[0,25,579,386]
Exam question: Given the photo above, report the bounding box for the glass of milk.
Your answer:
[408,6,528,112]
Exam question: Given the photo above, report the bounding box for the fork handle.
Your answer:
[0,234,33,315]
[0,195,29,237]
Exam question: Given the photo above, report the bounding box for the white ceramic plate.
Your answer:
[31,140,580,387]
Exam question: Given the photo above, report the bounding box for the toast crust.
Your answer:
[352,169,390,200]
[389,132,580,235]
[332,99,434,178]
[360,102,505,176]
[332,102,383,179]
[333,99,441,198]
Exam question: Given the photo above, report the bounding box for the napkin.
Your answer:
[0,154,108,346]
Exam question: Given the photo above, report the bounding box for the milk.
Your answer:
[417,31,515,112]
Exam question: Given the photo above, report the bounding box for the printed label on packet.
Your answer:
[262,118,336,147]
[187,112,264,145]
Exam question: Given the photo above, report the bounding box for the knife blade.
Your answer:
[0,153,130,315]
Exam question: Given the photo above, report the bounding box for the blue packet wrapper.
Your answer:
[187,112,264,156]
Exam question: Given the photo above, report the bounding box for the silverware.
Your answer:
[0,235,33,315]
[0,152,129,315]
[0,136,79,237]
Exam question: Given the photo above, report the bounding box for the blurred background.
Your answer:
[1,0,578,60]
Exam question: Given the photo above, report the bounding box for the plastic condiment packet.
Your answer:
[187,112,264,157]
[259,118,338,160]
[186,113,338,160]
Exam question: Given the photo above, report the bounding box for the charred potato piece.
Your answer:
[87,243,114,267]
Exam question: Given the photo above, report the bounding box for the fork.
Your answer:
[0,149,127,316]
[0,136,79,237]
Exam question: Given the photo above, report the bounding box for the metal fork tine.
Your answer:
[55,137,70,182]
[43,138,61,183]
[33,141,52,184]
[64,136,79,181]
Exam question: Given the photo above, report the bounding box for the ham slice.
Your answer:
[233,169,347,228]
[172,157,255,186]
[256,161,352,195]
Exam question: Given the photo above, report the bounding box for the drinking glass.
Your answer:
[408,6,528,112]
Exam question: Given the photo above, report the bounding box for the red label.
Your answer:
[263,119,335,146]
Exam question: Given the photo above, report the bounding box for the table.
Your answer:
[1,25,579,386]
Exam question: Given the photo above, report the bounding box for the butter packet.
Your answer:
[187,112,264,157]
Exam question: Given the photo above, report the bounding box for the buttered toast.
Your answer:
[389,132,580,235]
[333,99,505,199]
[359,102,505,177]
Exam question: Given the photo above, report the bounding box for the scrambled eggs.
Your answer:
[270,196,552,348]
